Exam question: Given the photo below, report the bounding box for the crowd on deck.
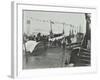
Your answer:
[23,32,84,49]
[23,33,49,43]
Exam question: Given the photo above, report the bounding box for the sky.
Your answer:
[23,10,86,36]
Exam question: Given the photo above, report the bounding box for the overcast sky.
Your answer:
[23,10,86,36]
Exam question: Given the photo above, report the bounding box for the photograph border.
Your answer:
[11,1,97,78]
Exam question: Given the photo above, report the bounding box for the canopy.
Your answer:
[25,40,39,53]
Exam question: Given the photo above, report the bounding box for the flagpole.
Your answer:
[49,20,54,38]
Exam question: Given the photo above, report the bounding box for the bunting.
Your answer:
[26,17,82,36]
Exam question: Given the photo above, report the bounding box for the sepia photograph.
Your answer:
[22,10,91,69]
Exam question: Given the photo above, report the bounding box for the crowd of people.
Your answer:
[23,32,84,50]
[23,33,49,43]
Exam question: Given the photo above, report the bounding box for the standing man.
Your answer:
[61,37,66,67]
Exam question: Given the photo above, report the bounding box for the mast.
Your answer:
[26,19,31,36]
[62,23,65,35]
[50,20,54,38]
